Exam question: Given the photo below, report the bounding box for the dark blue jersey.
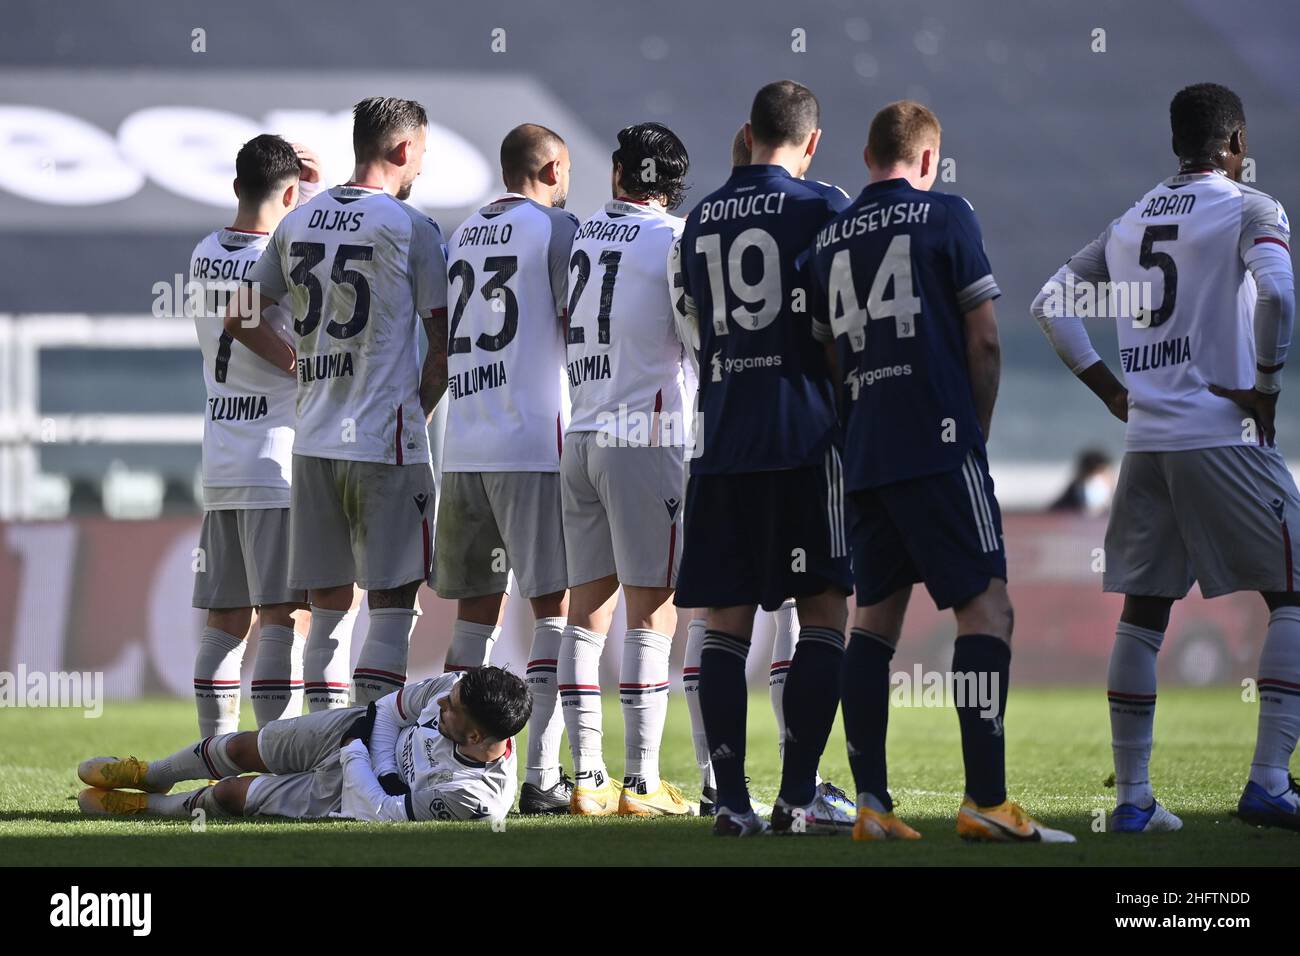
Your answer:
[806,179,1001,489]
[677,165,851,473]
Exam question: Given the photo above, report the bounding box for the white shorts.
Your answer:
[1104,444,1300,599]
[289,455,435,591]
[244,706,365,819]
[192,507,305,609]
[561,432,684,588]
[434,471,567,600]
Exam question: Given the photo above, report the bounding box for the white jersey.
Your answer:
[1068,170,1292,451]
[565,199,689,446]
[248,184,448,466]
[389,674,516,822]
[189,227,297,510]
[442,194,578,472]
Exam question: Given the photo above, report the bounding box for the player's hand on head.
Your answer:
[292,143,322,183]
[1208,383,1277,446]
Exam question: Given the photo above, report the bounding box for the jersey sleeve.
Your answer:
[247,227,289,301]
[408,211,449,315]
[369,673,459,776]
[796,241,833,344]
[1063,218,1116,284]
[945,196,1001,312]
[669,234,700,358]
[1239,190,1292,261]
[546,208,581,318]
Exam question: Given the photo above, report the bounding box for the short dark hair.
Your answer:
[749,80,820,148]
[500,123,566,189]
[1170,83,1245,160]
[613,122,690,209]
[352,96,427,163]
[458,666,532,742]
[235,134,300,204]
[730,125,750,168]
[867,100,942,168]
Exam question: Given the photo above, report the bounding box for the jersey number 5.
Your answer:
[1135,224,1178,328]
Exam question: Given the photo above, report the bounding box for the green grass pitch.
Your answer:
[1,688,1294,866]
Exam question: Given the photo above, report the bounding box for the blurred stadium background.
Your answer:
[1,0,1296,696]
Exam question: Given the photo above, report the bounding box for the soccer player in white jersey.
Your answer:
[188,135,328,736]
[556,123,693,816]
[1033,83,1299,833]
[225,98,447,713]
[438,124,578,814]
[76,667,526,824]
[678,124,854,819]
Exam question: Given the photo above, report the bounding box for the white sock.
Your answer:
[250,624,303,727]
[353,607,419,704]
[560,624,608,789]
[621,628,672,793]
[770,599,798,762]
[1251,606,1300,793]
[525,617,566,790]
[145,733,244,788]
[1108,621,1163,807]
[194,627,245,737]
[304,605,355,711]
[147,785,230,819]
[684,617,714,790]
[445,618,500,671]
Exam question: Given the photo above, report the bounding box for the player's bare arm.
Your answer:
[1077,360,1129,423]
[420,306,448,419]
[963,297,1001,439]
[222,284,296,375]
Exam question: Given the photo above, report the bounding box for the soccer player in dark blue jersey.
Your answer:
[673,81,854,836]
[806,101,1075,843]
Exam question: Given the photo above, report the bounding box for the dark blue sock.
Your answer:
[778,625,845,806]
[699,629,751,814]
[841,628,895,811]
[951,633,1010,807]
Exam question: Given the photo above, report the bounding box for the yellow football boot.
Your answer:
[956,797,1076,843]
[78,787,150,817]
[77,756,170,794]
[852,805,923,841]
[618,780,697,817]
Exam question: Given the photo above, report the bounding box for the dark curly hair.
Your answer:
[1170,83,1244,162]
[457,666,532,742]
[612,122,690,209]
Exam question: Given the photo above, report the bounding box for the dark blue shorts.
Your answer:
[675,449,853,612]
[849,447,1007,610]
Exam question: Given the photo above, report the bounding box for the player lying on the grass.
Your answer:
[76,668,526,823]
[1034,82,1299,833]
[805,100,1074,843]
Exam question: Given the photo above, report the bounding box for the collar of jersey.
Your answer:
[489,192,529,204]
[338,182,384,192]
[729,163,794,180]
[861,177,911,197]
[222,226,268,236]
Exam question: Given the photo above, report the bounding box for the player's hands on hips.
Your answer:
[1209,383,1277,446]
[1104,386,1129,423]
[292,143,322,183]
[378,773,410,796]
[341,700,378,746]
